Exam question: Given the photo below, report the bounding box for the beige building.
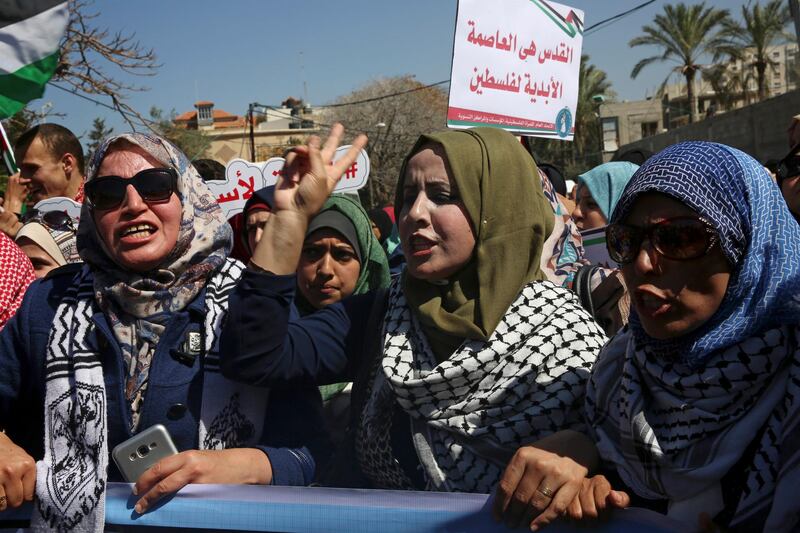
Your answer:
[599,43,799,161]
[598,98,664,162]
[174,100,319,163]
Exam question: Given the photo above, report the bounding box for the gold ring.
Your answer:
[537,486,554,499]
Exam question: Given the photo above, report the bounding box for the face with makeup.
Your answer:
[398,144,476,281]
[92,143,182,272]
[619,193,732,339]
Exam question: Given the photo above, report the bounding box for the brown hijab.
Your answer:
[395,128,554,360]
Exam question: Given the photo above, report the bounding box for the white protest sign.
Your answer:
[33,197,83,221]
[215,146,370,219]
[580,226,612,267]
[448,0,584,140]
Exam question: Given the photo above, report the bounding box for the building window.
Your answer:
[641,122,658,138]
[601,117,619,152]
[773,51,781,58]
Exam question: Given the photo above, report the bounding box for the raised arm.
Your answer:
[221,270,379,387]
[250,124,367,275]
[220,125,372,388]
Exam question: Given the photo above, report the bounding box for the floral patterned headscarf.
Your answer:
[76,132,231,429]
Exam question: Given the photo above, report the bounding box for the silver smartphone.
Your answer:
[111,424,179,482]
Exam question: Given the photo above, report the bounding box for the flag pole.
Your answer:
[0,121,17,175]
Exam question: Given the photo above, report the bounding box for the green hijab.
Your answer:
[297,194,391,315]
[395,128,554,361]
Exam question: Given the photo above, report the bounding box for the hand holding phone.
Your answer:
[111,424,178,483]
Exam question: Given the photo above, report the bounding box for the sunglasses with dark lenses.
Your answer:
[777,155,800,187]
[19,209,75,231]
[606,216,719,264]
[86,168,178,210]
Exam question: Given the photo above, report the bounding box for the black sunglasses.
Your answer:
[606,216,719,264]
[86,168,178,210]
[19,209,75,231]
[777,155,800,187]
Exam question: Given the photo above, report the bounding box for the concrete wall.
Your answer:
[615,89,800,163]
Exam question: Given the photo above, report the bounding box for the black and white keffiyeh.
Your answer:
[587,326,800,530]
[33,259,268,532]
[356,278,606,493]
[587,142,800,531]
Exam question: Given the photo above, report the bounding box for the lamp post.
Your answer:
[370,110,397,208]
[592,94,605,163]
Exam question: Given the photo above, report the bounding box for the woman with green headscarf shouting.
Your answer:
[221,125,608,530]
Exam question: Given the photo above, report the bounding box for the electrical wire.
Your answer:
[584,0,657,36]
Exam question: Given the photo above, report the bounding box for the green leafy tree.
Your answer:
[717,0,790,102]
[323,75,447,208]
[630,2,730,123]
[527,55,613,177]
[575,55,613,166]
[86,117,113,161]
[149,107,210,160]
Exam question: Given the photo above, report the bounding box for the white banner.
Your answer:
[448,0,584,140]
[213,146,370,219]
[33,196,82,221]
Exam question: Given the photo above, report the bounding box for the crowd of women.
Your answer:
[0,120,799,532]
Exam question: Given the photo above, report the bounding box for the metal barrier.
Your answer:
[0,483,685,532]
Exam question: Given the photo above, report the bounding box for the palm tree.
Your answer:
[717,0,790,102]
[702,64,750,112]
[630,2,730,123]
[575,55,612,162]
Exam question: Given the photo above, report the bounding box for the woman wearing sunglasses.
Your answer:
[0,133,333,531]
[583,141,800,530]
[14,210,81,278]
[221,125,610,530]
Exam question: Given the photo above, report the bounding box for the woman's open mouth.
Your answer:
[410,235,436,257]
[120,223,157,241]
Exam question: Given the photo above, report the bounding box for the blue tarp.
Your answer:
[0,483,686,532]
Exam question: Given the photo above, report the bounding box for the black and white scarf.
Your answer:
[587,326,800,530]
[32,259,268,532]
[356,279,606,493]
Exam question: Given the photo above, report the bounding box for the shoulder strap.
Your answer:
[572,265,599,315]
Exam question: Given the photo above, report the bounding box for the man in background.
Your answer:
[0,124,86,238]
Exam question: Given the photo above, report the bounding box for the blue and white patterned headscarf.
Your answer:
[611,141,800,368]
[587,142,800,530]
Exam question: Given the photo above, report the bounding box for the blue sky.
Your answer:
[31,0,744,146]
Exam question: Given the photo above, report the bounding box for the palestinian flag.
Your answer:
[0,1,69,119]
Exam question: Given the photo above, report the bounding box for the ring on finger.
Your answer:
[536,485,554,499]
[0,495,6,509]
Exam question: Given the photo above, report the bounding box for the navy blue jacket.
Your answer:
[221,269,425,488]
[0,264,328,486]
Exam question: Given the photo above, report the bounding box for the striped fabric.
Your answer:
[0,0,68,118]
